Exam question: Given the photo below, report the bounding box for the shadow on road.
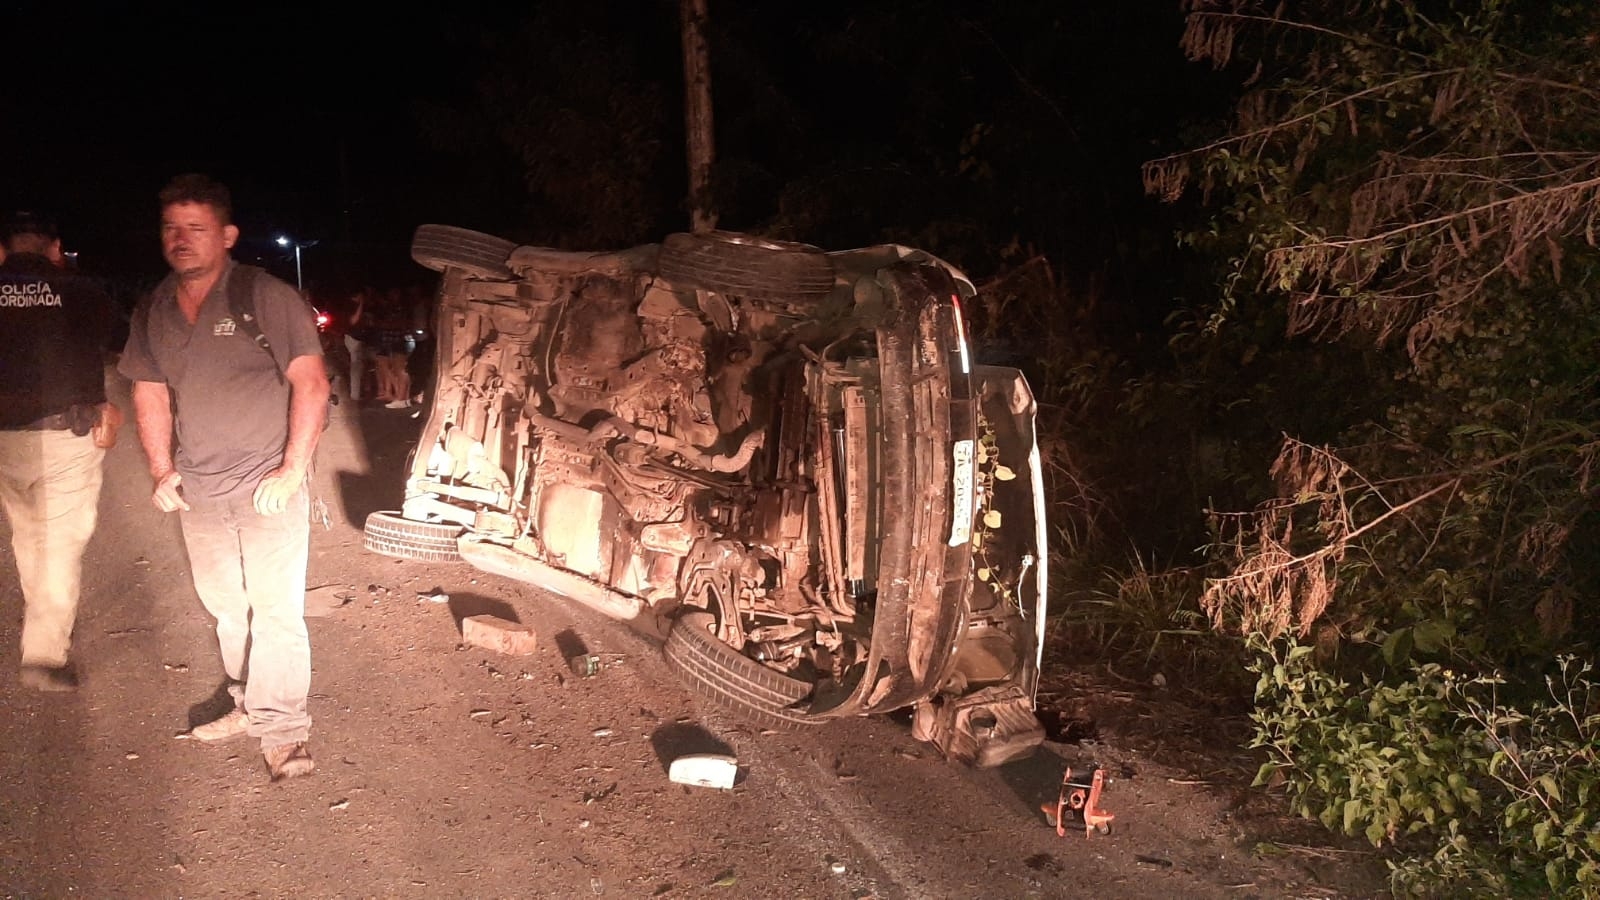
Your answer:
[444,592,520,631]
[321,404,424,530]
[992,743,1124,836]
[185,680,238,730]
[553,628,589,661]
[648,722,736,774]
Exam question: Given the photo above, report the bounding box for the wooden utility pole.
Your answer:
[680,0,717,232]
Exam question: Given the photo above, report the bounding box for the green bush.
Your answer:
[1248,637,1489,847]
[1250,639,1600,897]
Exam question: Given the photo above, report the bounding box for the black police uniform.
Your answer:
[0,253,113,431]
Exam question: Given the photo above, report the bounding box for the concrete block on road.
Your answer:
[462,614,538,656]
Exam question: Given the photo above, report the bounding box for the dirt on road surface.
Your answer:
[0,369,1391,898]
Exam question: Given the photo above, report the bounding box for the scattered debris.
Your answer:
[134,556,150,567]
[568,654,602,677]
[330,798,350,810]
[162,663,189,673]
[124,752,140,761]
[417,588,449,604]
[829,862,847,875]
[710,870,737,888]
[462,614,538,656]
[1135,854,1174,868]
[304,584,356,618]
[591,728,614,738]
[669,753,738,790]
[469,709,493,719]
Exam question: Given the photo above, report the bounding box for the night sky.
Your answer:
[2,2,506,290]
[3,1,1223,309]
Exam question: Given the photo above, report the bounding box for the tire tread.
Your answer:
[659,232,834,303]
[411,225,516,279]
[662,615,824,731]
[362,511,464,562]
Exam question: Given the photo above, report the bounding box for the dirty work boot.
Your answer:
[19,663,78,693]
[190,708,250,742]
[263,742,315,781]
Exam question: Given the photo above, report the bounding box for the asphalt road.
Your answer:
[0,369,1362,899]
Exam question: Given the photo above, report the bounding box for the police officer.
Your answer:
[0,211,118,692]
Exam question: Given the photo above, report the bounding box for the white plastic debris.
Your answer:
[668,753,739,790]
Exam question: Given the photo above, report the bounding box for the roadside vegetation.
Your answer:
[418,2,1600,894]
[1140,2,1600,895]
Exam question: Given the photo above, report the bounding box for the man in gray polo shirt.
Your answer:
[120,174,330,782]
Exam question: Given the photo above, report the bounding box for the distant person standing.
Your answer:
[0,211,119,692]
[342,287,376,403]
[119,174,330,781]
[368,289,407,408]
[375,327,413,409]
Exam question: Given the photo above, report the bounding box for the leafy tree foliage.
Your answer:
[1146,0,1600,663]
[1148,3,1600,891]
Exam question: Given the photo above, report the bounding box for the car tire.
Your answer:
[410,225,516,279]
[663,612,824,731]
[362,511,464,562]
[658,231,835,304]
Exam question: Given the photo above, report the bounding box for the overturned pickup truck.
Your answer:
[364,225,1049,767]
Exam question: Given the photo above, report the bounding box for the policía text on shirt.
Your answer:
[0,281,64,307]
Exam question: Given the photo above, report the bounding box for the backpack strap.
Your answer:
[227,265,269,354]
[221,263,329,528]
[225,265,285,381]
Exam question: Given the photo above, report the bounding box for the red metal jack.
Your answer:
[1042,765,1115,837]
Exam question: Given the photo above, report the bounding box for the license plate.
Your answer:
[949,439,975,546]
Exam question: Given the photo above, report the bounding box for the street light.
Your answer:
[274,234,316,293]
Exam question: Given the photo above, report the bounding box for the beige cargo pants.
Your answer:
[0,428,105,668]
